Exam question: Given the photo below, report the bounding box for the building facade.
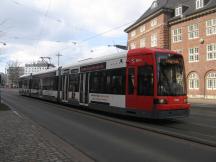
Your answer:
[125,0,216,99]
[24,61,55,75]
[7,67,24,88]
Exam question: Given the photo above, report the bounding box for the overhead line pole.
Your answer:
[56,52,62,67]
[0,42,6,104]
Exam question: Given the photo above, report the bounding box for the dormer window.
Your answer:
[151,0,158,9]
[175,7,182,17]
[196,0,204,9]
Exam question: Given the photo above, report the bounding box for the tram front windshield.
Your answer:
[156,53,186,96]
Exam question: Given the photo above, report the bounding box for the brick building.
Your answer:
[125,0,216,99]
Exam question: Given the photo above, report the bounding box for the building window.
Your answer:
[130,42,136,49]
[140,25,146,33]
[206,72,216,90]
[140,38,146,48]
[196,0,204,9]
[189,47,199,62]
[188,73,199,90]
[151,33,157,47]
[131,30,136,37]
[151,19,157,27]
[175,7,182,17]
[206,19,216,36]
[172,28,182,43]
[188,24,199,39]
[207,44,216,61]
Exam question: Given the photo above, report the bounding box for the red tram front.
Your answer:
[126,48,190,118]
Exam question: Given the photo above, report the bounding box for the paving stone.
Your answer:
[0,111,95,162]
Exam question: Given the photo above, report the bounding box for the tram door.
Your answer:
[126,54,154,111]
[62,75,69,101]
[79,73,89,105]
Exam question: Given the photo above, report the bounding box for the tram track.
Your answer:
[2,90,216,149]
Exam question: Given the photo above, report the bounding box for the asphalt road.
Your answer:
[2,88,216,162]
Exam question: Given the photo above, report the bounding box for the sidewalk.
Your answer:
[188,98,216,105]
[0,104,94,162]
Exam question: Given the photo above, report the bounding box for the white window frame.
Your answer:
[206,19,216,36]
[189,47,199,62]
[206,73,216,90]
[151,33,157,47]
[140,25,146,33]
[140,37,146,48]
[188,24,199,39]
[207,44,216,61]
[172,28,182,43]
[196,0,204,9]
[189,73,199,90]
[175,7,182,17]
[151,19,158,27]
[131,30,136,37]
[130,42,136,49]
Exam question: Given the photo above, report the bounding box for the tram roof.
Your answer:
[19,48,178,78]
[61,51,128,70]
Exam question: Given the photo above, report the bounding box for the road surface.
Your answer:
[2,88,216,162]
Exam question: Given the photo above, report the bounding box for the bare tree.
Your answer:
[7,61,24,87]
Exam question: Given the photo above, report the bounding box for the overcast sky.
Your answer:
[0,0,154,72]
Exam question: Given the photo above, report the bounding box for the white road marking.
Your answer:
[13,110,23,118]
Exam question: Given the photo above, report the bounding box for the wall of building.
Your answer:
[127,13,170,50]
[171,12,216,98]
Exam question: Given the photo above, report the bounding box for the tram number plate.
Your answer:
[174,98,180,102]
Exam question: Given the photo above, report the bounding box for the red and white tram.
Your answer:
[19,48,190,119]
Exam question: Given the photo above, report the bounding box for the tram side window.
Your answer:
[128,68,135,94]
[89,68,126,94]
[42,78,49,90]
[18,80,22,88]
[42,77,58,90]
[50,77,58,90]
[69,74,79,92]
[90,72,102,93]
[138,65,154,96]
[110,69,125,94]
[23,80,28,89]
[32,78,40,89]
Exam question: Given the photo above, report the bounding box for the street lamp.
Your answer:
[0,42,6,46]
[0,42,7,46]
[0,41,6,104]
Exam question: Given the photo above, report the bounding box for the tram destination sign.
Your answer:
[80,62,106,72]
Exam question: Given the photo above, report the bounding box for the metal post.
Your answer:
[0,84,1,104]
[57,66,62,102]
[0,42,6,104]
[56,52,62,67]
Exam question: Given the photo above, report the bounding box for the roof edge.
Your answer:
[169,7,216,25]
[124,8,172,33]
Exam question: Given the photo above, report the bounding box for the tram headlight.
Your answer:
[154,98,168,104]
